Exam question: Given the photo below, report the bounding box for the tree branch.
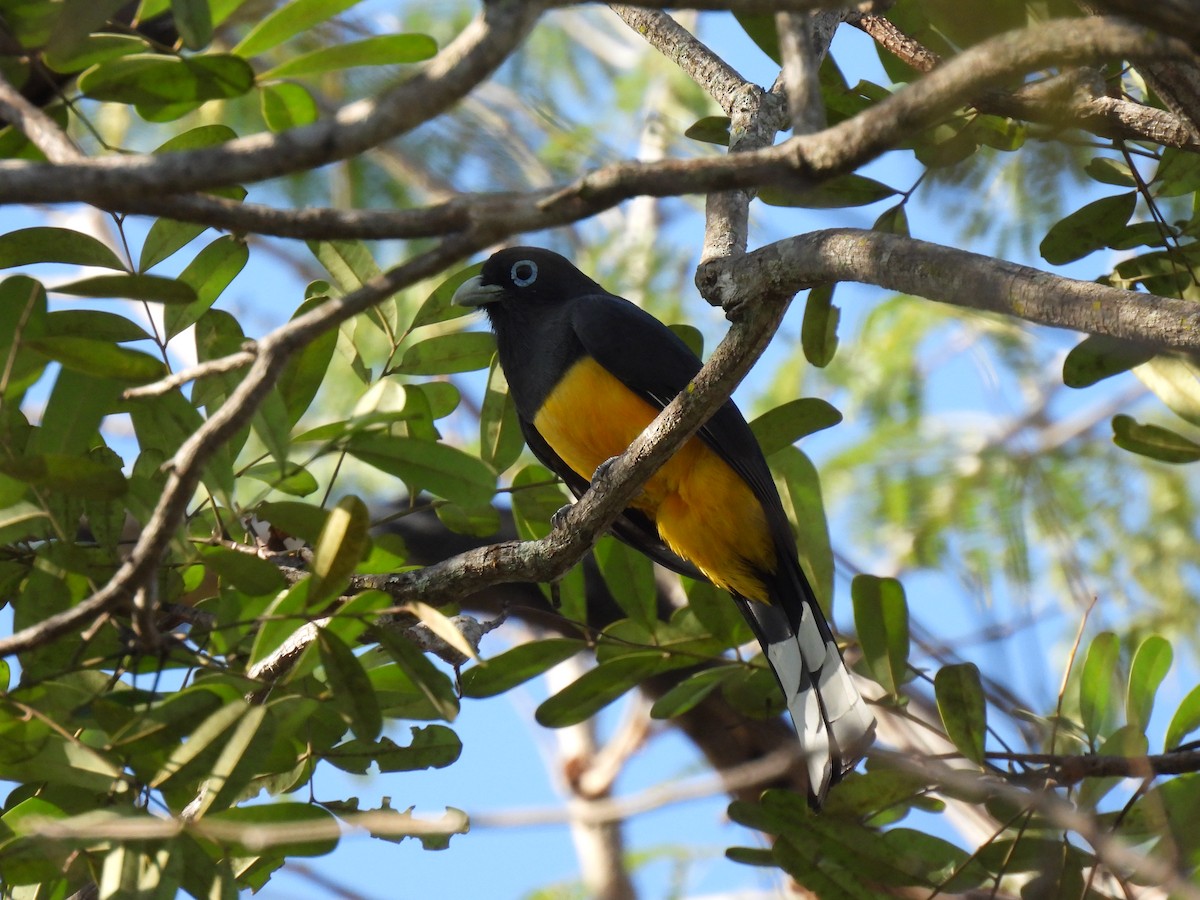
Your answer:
[989,747,1200,783]
[0,69,80,164]
[704,227,1200,351]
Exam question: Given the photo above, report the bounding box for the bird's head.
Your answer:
[451,246,604,314]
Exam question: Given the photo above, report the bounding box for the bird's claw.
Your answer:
[592,455,620,483]
[551,503,572,530]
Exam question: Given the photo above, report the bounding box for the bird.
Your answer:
[452,246,875,805]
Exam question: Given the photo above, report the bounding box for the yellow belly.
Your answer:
[533,357,775,600]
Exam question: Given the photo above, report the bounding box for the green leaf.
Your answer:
[257,500,329,544]
[276,294,337,425]
[480,355,525,473]
[852,574,909,696]
[760,174,897,209]
[1077,724,1148,808]
[684,115,731,146]
[310,495,370,604]
[250,580,313,668]
[1134,356,1200,428]
[326,724,461,774]
[1153,147,1200,197]
[1165,683,1200,750]
[1085,157,1136,187]
[873,202,909,235]
[206,802,339,857]
[800,283,839,367]
[201,546,287,596]
[408,263,480,332]
[50,273,197,304]
[393,332,497,376]
[77,54,255,106]
[29,365,120,455]
[167,235,250,338]
[934,663,986,764]
[595,538,657,629]
[1127,635,1172,732]
[171,0,214,49]
[1079,631,1120,743]
[668,323,703,358]
[0,226,124,270]
[751,399,841,460]
[1062,335,1155,389]
[650,666,737,719]
[373,629,459,722]
[684,578,753,647]
[189,704,271,816]
[151,701,251,790]
[435,502,500,538]
[0,453,126,501]
[44,32,148,73]
[235,0,366,57]
[346,434,496,506]
[771,447,835,612]
[262,34,438,79]
[243,460,320,497]
[319,630,381,741]
[139,220,207,273]
[1039,192,1136,265]
[310,239,380,291]
[44,309,152,343]
[536,654,668,727]
[26,336,164,383]
[1111,414,1200,464]
[460,639,586,699]
[259,81,319,131]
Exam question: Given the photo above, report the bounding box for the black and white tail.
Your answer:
[736,582,876,806]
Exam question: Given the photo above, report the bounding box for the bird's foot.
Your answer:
[551,503,573,531]
[591,455,620,484]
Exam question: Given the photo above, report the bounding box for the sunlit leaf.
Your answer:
[536,654,670,728]
[1079,631,1119,743]
[460,639,585,699]
[1039,192,1135,265]
[235,0,365,56]
[319,629,381,741]
[0,227,124,270]
[852,574,909,696]
[1111,414,1200,464]
[750,398,842,456]
[310,495,370,604]
[262,34,438,79]
[1062,335,1154,389]
[801,283,839,367]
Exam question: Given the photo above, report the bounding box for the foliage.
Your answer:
[2,0,1200,897]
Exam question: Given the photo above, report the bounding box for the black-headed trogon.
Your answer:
[452,247,875,804]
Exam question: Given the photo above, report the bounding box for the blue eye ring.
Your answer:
[511,260,538,287]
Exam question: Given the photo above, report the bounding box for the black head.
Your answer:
[451,246,607,313]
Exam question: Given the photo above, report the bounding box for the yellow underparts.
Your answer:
[534,356,776,601]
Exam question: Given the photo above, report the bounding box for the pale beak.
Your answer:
[451,275,506,308]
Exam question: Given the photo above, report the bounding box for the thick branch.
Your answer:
[990,747,1200,783]
[0,0,541,201]
[703,228,1200,351]
[0,70,79,163]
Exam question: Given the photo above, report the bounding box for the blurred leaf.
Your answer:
[235,0,364,56]
[257,500,329,545]
[771,447,834,611]
[167,236,250,338]
[668,323,703,358]
[78,54,255,106]
[650,666,737,719]
[189,704,271,817]
[243,460,320,497]
[44,309,151,343]
[935,663,986,764]
[536,654,671,727]
[51,273,196,304]
[393,332,496,376]
[1085,157,1136,187]
[310,495,370,604]
[1165,683,1200,751]
[250,579,313,669]
[374,629,459,722]
[207,802,339,857]
[319,630,381,741]
[408,600,481,664]
[1079,631,1119,743]
[1134,356,1200,428]
[29,365,119,455]
[852,574,909,696]
[595,538,657,630]
[1111,414,1200,464]
[734,12,779,63]
[276,293,338,425]
[171,0,213,49]
[0,226,124,270]
[326,725,461,774]
[873,202,909,235]
[684,115,730,146]
[760,174,897,209]
[26,336,164,383]
[1039,193,1135,265]
[263,34,437,79]
[346,433,496,506]
[1077,724,1148,809]
[1153,147,1200,197]
[0,452,126,500]
[1062,335,1154,389]
[801,283,839,367]
[259,81,319,131]
[200,546,287,596]
[751,398,842,458]
[685,578,753,647]
[1127,635,1172,732]
[460,639,585,698]
[480,355,525,473]
[434,501,500,537]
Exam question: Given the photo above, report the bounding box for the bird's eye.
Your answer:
[510,260,538,287]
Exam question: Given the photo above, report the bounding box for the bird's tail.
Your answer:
[734,575,876,807]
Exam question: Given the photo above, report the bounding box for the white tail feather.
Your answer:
[766,603,876,804]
